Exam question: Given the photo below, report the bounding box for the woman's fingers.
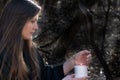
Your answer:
[74,50,92,65]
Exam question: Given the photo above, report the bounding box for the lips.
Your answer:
[30,32,34,35]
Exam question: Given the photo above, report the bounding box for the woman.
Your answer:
[0,0,91,80]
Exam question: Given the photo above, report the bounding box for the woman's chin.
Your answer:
[23,36,32,40]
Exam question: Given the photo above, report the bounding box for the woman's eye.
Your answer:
[31,20,35,23]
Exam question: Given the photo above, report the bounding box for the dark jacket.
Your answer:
[39,52,64,80]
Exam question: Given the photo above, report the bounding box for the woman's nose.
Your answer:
[34,23,38,30]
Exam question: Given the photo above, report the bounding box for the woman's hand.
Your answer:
[63,50,91,75]
[73,50,91,65]
[62,74,88,80]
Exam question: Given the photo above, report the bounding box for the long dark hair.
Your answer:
[0,0,41,80]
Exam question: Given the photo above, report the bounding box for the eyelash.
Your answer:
[31,21,35,23]
[31,19,38,23]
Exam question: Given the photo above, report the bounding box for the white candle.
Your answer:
[75,65,88,78]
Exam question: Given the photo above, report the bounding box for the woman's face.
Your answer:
[22,14,39,40]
